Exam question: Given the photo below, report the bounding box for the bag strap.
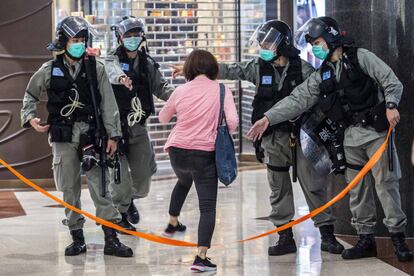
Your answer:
[218,83,227,127]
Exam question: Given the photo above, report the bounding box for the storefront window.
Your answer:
[53,0,270,162]
[295,0,325,68]
[239,0,266,154]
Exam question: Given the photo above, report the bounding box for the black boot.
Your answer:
[319,225,345,254]
[116,213,136,235]
[268,227,297,256]
[342,234,377,259]
[391,232,413,262]
[126,199,140,224]
[102,226,133,257]
[65,229,87,256]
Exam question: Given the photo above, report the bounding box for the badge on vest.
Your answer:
[52,67,64,77]
[261,75,272,85]
[121,63,130,71]
[322,70,331,80]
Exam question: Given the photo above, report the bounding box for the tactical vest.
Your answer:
[111,46,154,124]
[47,54,100,124]
[318,46,379,126]
[251,56,303,135]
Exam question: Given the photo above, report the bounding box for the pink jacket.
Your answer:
[159,75,239,152]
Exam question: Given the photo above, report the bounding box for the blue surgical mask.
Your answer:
[312,45,329,60]
[123,36,142,52]
[67,42,86,58]
[259,49,276,62]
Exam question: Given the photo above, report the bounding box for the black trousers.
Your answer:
[168,147,218,248]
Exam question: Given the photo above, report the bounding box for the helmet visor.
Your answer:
[249,24,285,52]
[61,16,98,38]
[294,18,327,48]
[118,18,145,36]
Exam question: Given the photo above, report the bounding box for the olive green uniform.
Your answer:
[105,53,174,213]
[21,56,123,230]
[219,58,335,227]
[264,48,406,234]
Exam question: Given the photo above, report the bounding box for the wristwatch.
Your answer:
[386,102,398,110]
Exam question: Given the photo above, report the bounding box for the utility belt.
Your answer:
[264,115,302,136]
[48,114,96,143]
[320,90,388,133]
[347,100,389,132]
[318,101,387,175]
[267,121,291,134]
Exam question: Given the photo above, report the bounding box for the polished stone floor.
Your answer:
[0,169,409,276]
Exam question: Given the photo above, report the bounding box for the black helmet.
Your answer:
[249,20,300,58]
[47,16,98,51]
[111,16,146,41]
[295,16,342,50]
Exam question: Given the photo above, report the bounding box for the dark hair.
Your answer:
[183,49,219,81]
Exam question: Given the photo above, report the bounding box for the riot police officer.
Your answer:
[248,17,413,262]
[105,16,174,230]
[20,16,133,257]
[172,20,344,256]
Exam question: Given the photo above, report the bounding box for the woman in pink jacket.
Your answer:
[159,49,238,272]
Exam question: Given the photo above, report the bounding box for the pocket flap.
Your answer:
[52,155,62,165]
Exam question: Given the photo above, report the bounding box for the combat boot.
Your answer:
[319,225,345,254]
[65,229,86,256]
[126,199,140,224]
[391,232,413,262]
[116,213,136,235]
[342,234,377,259]
[268,227,297,256]
[102,226,133,257]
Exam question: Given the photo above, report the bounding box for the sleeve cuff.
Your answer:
[108,130,122,140]
[22,114,35,129]
[109,136,121,142]
[264,112,277,126]
[113,74,126,85]
[385,97,400,107]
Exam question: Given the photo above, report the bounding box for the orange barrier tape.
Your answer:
[0,158,197,247]
[238,127,393,243]
[0,127,392,246]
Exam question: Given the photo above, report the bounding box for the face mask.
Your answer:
[123,36,142,52]
[312,44,329,60]
[67,42,86,58]
[259,49,276,62]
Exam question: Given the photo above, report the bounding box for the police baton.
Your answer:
[113,150,121,184]
[289,132,298,182]
[388,128,394,172]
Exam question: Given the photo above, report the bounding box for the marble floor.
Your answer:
[0,169,410,276]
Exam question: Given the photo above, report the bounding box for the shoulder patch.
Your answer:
[52,67,64,77]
